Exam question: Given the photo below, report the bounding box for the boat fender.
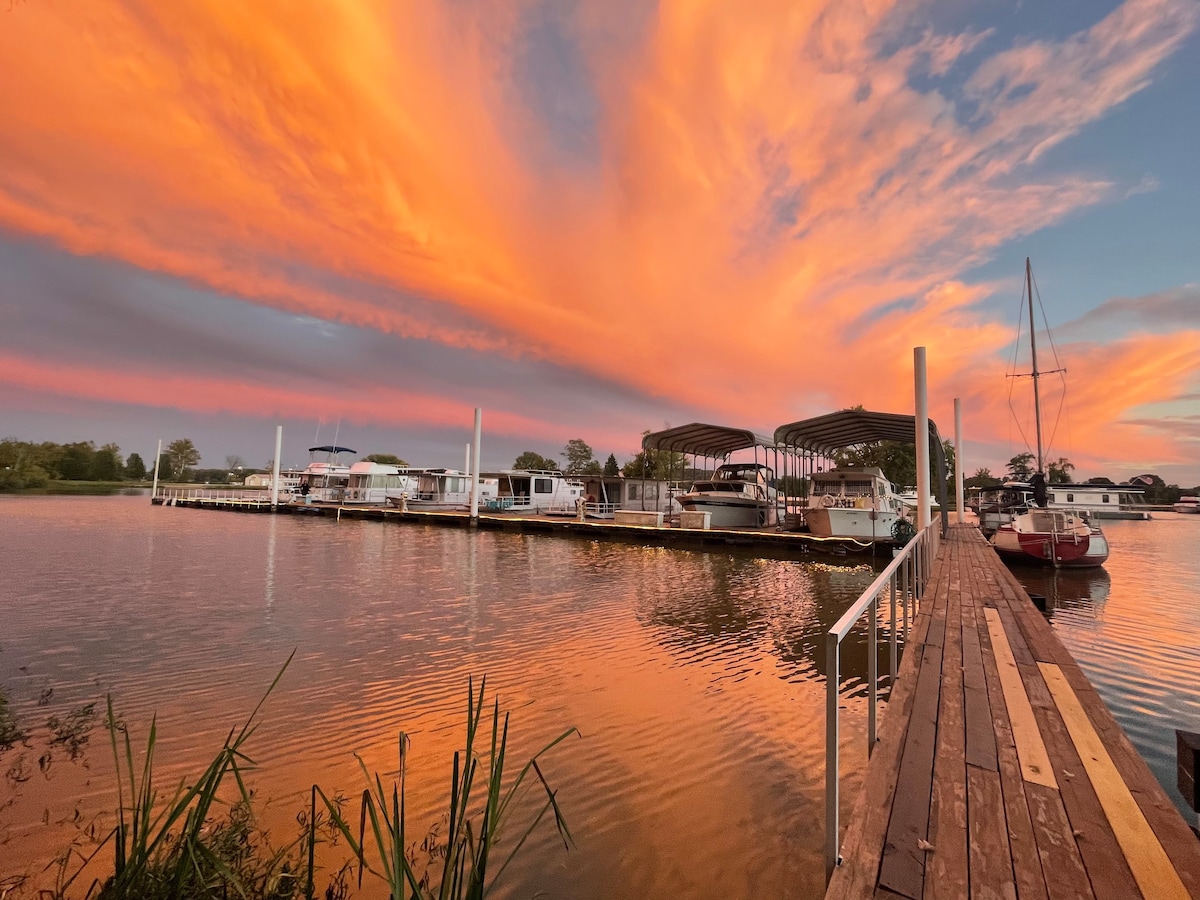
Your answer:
[821,494,836,508]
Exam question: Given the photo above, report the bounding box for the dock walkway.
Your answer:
[826,525,1200,900]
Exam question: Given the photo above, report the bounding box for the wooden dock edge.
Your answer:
[826,526,1200,900]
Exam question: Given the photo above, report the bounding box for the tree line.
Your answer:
[0,437,210,489]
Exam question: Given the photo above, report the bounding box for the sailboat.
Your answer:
[990,259,1109,568]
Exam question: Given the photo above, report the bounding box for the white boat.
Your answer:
[676,463,778,528]
[386,469,499,511]
[292,446,356,503]
[804,466,906,540]
[1174,496,1200,514]
[989,259,1108,568]
[346,461,422,505]
[1044,483,1151,520]
[481,470,586,514]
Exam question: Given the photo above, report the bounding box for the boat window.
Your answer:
[1102,494,1110,503]
[534,478,553,494]
[1066,493,1073,502]
[627,484,640,500]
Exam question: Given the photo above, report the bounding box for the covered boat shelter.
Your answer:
[641,423,789,522]
[773,409,949,534]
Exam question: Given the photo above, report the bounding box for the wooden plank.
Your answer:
[966,765,1017,900]
[983,608,1057,788]
[1040,662,1191,900]
[980,610,1050,900]
[961,610,998,772]
[1024,781,1095,900]
[924,552,968,900]
[878,640,944,898]
[1029,693,1142,900]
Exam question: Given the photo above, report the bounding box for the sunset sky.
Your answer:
[1,0,1198,483]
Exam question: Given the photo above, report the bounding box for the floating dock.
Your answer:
[826,525,1200,899]
[152,493,905,559]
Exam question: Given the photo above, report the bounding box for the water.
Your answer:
[0,495,887,898]
[2,499,1197,897]
[1008,514,1200,817]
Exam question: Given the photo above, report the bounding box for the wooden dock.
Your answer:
[153,494,905,561]
[826,525,1200,899]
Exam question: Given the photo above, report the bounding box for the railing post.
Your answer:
[826,631,841,881]
[890,578,898,686]
[902,559,910,640]
[868,593,878,753]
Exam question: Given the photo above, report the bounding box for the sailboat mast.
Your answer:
[1026,257,1044,474]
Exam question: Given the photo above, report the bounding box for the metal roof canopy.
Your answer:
[641,423,777,459]
[774,409,949,534]
[773,409,943,456]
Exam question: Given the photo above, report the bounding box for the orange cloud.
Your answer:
[0,0,1197,473]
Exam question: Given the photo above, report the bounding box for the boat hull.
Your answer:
[677,496,776,528]
[805,508,899,540]
[991,525,1109,568]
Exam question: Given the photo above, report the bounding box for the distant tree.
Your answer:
[125,452,147,481]
[1086,476,1115,485]
[59,441,95,480]
[603,453,620,477]
[562,439,600,475]
[163,438,201,480]
[1047,457,1075,484]
[225,455,245,472]
[88,443,124,481]
[365,453,408,466]
[833,441,916,489]
[513,451,558,471]
[965,467,1002,489]
[622,431,685,480]
[1006,452,1035,480]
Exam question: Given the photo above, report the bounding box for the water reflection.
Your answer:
[1012,566,1111,617]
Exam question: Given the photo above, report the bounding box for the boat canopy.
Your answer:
[774,408,949,534]
[308,445,357,455]
[773,409,943,456]
[641,423,776,459]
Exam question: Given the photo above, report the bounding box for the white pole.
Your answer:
[465,442,471,478]
[469,408,483,520]
[954,398,964,525]
[151,439,163,499]
[914,347,930,531]
[271,425,283,507]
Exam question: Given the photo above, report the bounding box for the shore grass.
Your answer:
[15,662,575,900]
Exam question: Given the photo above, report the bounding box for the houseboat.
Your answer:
[804,466,906,540]
[481,470,586,514]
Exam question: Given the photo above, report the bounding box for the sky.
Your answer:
[1,0,1198,484]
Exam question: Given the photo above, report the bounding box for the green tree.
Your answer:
[225,455,246,473]
[1086,476,1115,485]
[622,432,685,480]
[125,452,147,480]
[513,451,558,471]
[603,453,620,477]
[365,453,408,466]
[965,467,1002,489]
[88,443,124,481]
[163,438,201,480]
[561,439,600,476]
[1006,452,1035,480]
[1047,457,1075,484]
[59,441,95,480]
[833,441,916,488]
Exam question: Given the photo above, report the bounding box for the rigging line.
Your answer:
[1029,266,1066,374]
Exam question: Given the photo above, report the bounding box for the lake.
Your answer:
[0,496,1197,897]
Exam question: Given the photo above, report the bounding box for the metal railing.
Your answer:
[825,521,940,882]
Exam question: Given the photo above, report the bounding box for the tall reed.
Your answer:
[318,676,577,900]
